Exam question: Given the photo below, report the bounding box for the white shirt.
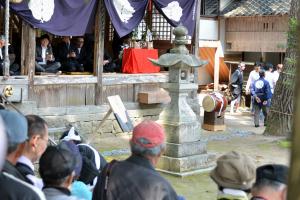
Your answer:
[0,47,2,59]
[246,70,260,91]
[17,155,44,190]
[265,71,275,93]
[77,48,81,54]
[273,70,280,85]
[38,46,48,65]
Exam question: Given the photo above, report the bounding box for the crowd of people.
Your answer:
[230,62,283,127]
[0,34,121,76]
[0,109,289,200]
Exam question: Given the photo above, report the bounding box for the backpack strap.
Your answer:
[100,160,118,200]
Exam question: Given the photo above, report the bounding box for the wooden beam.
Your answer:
[193,0,201,84]
[21,21,36,97]
[94,0,106,105]
[214,48,220,91]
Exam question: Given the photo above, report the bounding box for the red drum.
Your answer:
[202,92,228,113]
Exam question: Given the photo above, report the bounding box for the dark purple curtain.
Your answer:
[153,0,198,36]
[0,0,97,36]
[104,0,148,38]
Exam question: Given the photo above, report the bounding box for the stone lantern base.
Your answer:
[156,122,216,176]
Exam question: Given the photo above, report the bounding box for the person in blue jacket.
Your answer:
[251,70,272,127]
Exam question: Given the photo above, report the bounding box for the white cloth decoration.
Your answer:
[28,0,55,23]
[162,1,183,22]
[255,80,264,89]
[113,0,135,23]
[62,127,81,142]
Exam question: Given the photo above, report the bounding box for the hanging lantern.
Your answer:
[9,0,23,3]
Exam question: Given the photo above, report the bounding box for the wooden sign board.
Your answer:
[107,95,134,132]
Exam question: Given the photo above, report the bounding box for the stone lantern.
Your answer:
[150,25,215,175]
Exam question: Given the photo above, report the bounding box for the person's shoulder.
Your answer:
[1,172,46,200]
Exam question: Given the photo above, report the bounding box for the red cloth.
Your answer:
[122,48,160,73]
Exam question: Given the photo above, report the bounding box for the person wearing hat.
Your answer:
[16,115,48,189]
[59,140,92,200]
[35,34,61,73]
[39,145,80,200]
[0,110,46,199]
[250,70,272,127]
[251,164,288,200]
[92,120,178,200]
[60,127,107,188]
[230,62,246,114]
[0,34,21,75]
[210,151,256,200]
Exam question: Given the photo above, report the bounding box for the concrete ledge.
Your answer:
[157,153,216,173]
[164,141,207,157]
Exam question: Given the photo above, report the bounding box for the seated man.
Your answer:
[56,36,82,72]
[16,115,48,189]
[0,35,20,75]
[35,34,61,73]
[92,120,178,200]
[251,164,288,200]
[74,37,92,72]
[39,145,79,200]
[210,151,256,200]
[103,50,119,73]
[0,110,45,199]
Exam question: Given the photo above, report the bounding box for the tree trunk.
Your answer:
[264,0,300,136]
[287,16,300,200]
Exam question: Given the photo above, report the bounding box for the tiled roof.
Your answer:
[222,0,291,17]
[205,0,219,16]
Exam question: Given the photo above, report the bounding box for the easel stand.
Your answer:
[97,95,134,133]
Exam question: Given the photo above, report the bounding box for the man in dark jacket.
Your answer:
[230,62,246,114]
[92,120,178,200]
[40,145,79,200]
[0,35,20,75]
[0,110,45,200]
[74,37,92,72]
[35,34,61,73]
[251,70,272,127]
[16,115,48,189]
[56,36,80,72]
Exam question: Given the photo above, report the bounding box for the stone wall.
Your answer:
[14,101,165,141]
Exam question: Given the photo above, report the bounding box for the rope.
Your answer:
[281,71,296,77]
[269,109,293,116]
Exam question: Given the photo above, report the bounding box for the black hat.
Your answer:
[256,164,289,184]
[259,70,265,77]
[39,146,77,180]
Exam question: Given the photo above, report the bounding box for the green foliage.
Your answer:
[287,17,298,49]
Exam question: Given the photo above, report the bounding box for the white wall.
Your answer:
[199,18,218,41]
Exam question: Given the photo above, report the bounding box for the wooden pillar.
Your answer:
[191,0,201,100]
[193,0,201,84]
[94,0,106,105]
[21,21,35,98]
[287,26,300,200]
[214,48,220,91]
